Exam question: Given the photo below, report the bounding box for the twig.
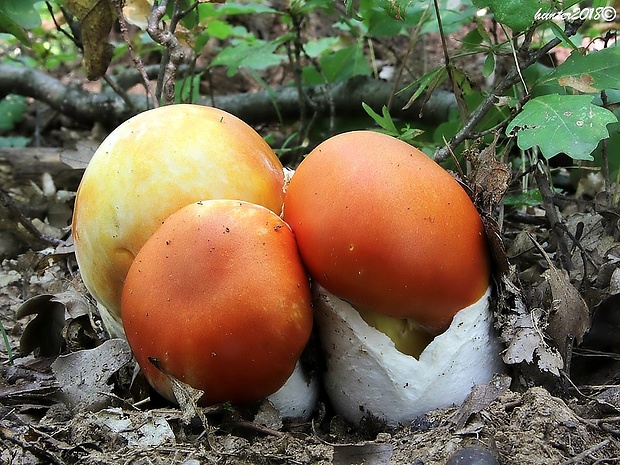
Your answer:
[287,9,309,147]
[386,5,430,110]
[147,0,195,104]
[560,439,611,465]
[533,163,574,271]
[434,21,583,162]
[0,187,63,247]
[433,0,469,123]
[111,0,158,109]
[0,425,64,465]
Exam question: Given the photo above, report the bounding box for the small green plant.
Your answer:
[362,103,423,144]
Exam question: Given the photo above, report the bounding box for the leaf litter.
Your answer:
[2,143,620,464]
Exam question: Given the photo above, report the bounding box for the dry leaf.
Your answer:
[461,135,511,275]
[544,266,591,362]
[122,0,153,29]
[462,134,511,213]
[51,338,133,412]
[94,408,176,447]
[148,357,208,428]
[65,0,116,80]
[16,290,94,357]
[17,295,66,357]
[496,274,564,376]
[452,374,511,429]
[333,442,393,465]
[558,74,597,94]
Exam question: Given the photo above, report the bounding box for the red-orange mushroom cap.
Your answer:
[121,199,313,406]
[283,131,490,335]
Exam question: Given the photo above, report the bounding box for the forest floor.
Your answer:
[1,116,620,465]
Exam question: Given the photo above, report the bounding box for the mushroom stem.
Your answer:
[314,284,504,426]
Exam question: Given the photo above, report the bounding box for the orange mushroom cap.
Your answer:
[121,200,313,406]
[283,131,490,335]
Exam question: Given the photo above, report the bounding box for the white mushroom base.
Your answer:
[268,360,319,420]
[314,284,504,427]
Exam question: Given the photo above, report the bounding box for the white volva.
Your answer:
[268,360,320,420]
[313,284,504,426]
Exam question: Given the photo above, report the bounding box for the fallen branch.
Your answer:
[0,63,456,129]
[0,187,64,247]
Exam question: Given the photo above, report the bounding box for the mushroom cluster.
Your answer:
[72,107,504,426]
[72,105,315,414]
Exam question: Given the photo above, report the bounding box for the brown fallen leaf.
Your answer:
[65,0,116,80]
[51,338,133,412]
[147,357,208,429]
[16,290,94,357]
[496,272,564,376]
[544,265,591,364]
[528,234,591,367]
[452,374,511,430]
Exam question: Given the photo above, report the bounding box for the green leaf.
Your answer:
[362,103,399,135]
[0,0,41,29]
[0,94,28,133]
[472,0,552,32]
[204,19,234,40]
[401,66,447,110]
[503,189,543,207]
[506,94,618,161]
[303,37,340,58]
[537,47,620,93]
[317,44,372,83]
[482,53,495,78]
[175,72,203,104]
[0,136,30,148]
[212,39,287,76]
[362,103,423,142]
[0,10,30,45]
[214,2,279,15]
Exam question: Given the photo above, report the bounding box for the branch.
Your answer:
[433,36,562,162]
[433,19,584,162]
[0,187,64,247]
[0,63,457,129]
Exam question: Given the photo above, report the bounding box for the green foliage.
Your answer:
[2,0,619,187]
[211,38,288,77]
[362,103,423,143]
[0,0,42,45]
[536,47,620,93]
[472,0,552,32]
[506,94,618,161]
[503,189,543,206]
[0,94,28,133]
[0,94,30,147]
[175,72,203,104]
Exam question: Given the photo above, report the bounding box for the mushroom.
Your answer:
[283,130,504,424]
[121,199,314,406]
[72,104,285,337]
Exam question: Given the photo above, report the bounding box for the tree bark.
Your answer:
[0,63,456,129]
